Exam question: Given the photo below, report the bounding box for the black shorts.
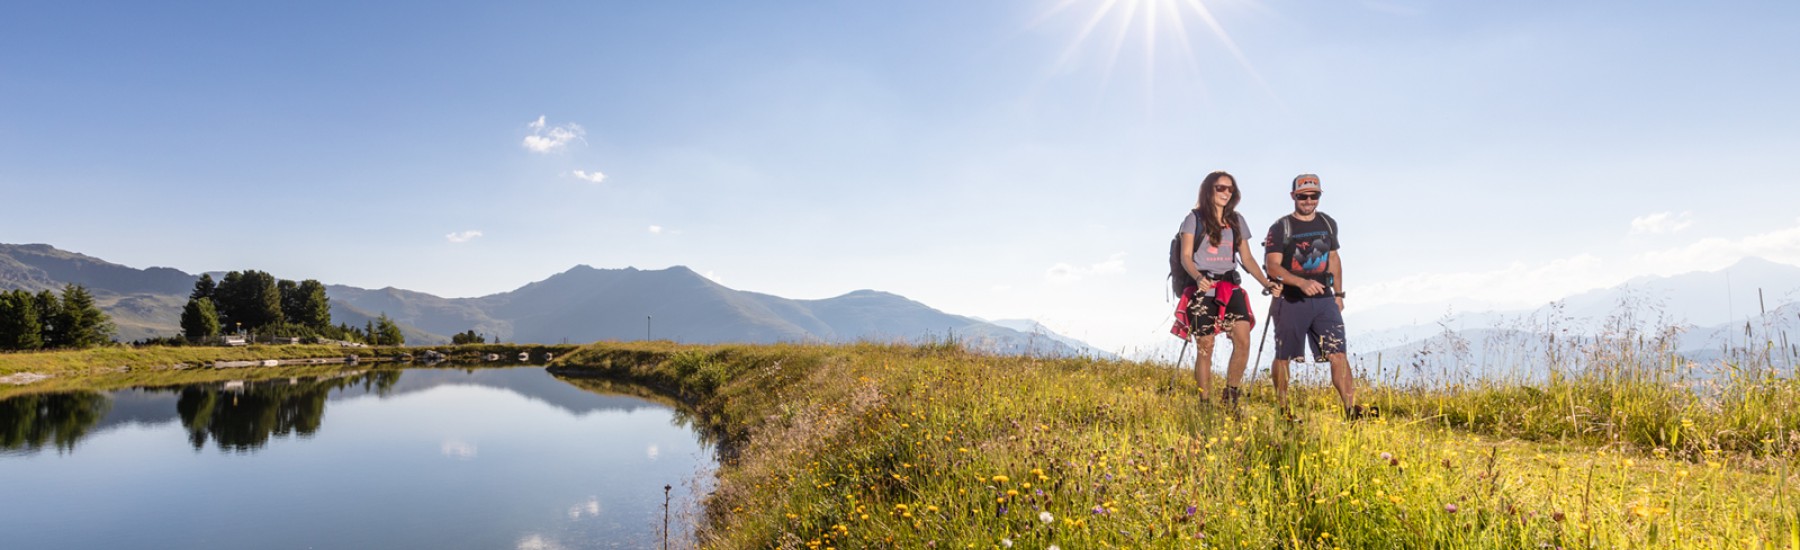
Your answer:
[1273,295,1347,361]
[1185,286,1252,336]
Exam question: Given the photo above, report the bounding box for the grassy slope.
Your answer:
[0,343,579,398]
[553,342,1800,549]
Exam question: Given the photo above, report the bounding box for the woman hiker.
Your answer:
[1177,170,1279,405]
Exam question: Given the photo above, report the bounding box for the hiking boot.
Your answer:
[1221,386,1242,408]
[1279,407,1302,424]
[1344,404,1377,421]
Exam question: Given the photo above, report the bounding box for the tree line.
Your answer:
[0,284,116,351]
[179,271,402,345]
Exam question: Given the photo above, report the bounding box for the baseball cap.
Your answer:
[1292,173,1321,195]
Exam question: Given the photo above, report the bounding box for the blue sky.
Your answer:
[3,1,1797,354]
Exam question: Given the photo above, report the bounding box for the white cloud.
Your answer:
[522,115,586,153]
[570,169,607,184]
[647,225,664,235]
[1630,211,1694,235]
[646,444,660,460]
[440,439,478,459]
[703,270,725,285]
[1091,252,1127,274]
[565,496,603,520]
[445,230,484,244]
[1045,252,1128,285]
[1636,219,1800,270]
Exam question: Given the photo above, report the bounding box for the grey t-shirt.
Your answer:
[1179,211,1250,274]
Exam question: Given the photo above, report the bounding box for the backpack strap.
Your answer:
[1280,215,1294,248]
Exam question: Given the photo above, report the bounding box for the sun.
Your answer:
[1029,0,1270,100]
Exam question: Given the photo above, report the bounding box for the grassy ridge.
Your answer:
[554,342,1799,549]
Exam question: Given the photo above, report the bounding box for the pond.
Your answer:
[0,367,714,549]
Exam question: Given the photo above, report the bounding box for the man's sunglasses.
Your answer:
[1294,193,1321,201]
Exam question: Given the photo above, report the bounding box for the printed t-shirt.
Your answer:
[1263,213,1338,300]
[1179,211,1250,276]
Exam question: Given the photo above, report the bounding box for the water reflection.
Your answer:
[176,380,326,451]
[1,366,678,454]
[0,391,110,453]
[0,367,714,549]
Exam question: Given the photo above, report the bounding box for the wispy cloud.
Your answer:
[1636,218,1800,269]
[647,225,664,235]
[1630,211,1694,235]
[570,169,606,184]
[646,444,660,460]
[522,115,586,153]
[446,230,484,244]
[1046,252,1128,284]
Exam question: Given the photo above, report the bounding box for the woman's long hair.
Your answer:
[1192,171,1241,247]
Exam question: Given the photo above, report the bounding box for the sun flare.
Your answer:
[1031,0,1269,99]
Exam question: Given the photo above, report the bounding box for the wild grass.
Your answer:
[553,341,1800,549]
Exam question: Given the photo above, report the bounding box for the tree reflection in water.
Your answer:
[176,370,402,452]
[0,391,111,453]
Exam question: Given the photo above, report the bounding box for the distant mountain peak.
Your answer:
[1723,256,1800,273]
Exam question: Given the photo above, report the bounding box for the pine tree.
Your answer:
[0,290,44,350]
[375,314,404,346]
[181,297,222,343]
[290,280,331,329]
[191,274,216,302]
[58,284,116,348]
[34,289,63,349]
[278,279,300,324]
[216,270,283,331]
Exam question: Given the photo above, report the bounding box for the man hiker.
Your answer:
[1262,173,1366,419]
[1176,170,1279,404]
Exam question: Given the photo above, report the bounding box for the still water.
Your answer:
[0,367,714,549]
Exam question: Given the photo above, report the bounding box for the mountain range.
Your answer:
[0,243,1109,357]
[1344,257,1800,380]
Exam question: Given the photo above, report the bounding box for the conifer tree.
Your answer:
[0,290,44,350]
[374,314,404,346]
[190,274,216,302]
[289,280,331,329]
[58,284,116,348]
[34,289,63,349]
[181,297,221,342]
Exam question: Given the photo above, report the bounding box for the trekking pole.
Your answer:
[1250,288,1276,386]
[1173,336,1190,389]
